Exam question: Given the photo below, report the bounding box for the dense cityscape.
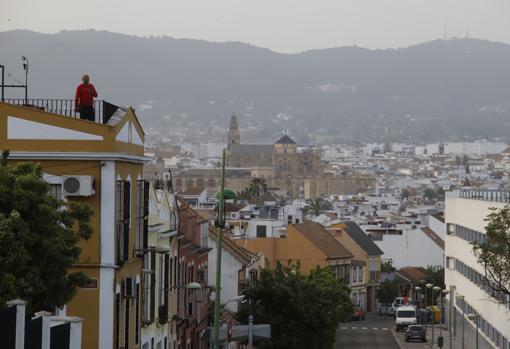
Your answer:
[1,2,510,349]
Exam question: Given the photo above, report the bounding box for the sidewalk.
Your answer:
[421,323,492,349]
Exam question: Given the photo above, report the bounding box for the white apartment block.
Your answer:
[445,190,510,349]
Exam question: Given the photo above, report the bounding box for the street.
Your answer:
[335,313,399,349]
[335,313,447,349]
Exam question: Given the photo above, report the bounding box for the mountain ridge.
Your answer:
[1,30,509,144]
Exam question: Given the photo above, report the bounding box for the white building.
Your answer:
[445,190,510,349]
[371,226,444,269]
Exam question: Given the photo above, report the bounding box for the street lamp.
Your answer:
[467,313,479,349]
[431,286,441,347]
[414,286,421,323]
[457,295,465,349]
[440,289,449,342]
[425,283,433,307]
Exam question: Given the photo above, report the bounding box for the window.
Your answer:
[143,252,156,324]
[115,292,120,349]
[352,267,357,283]
[135,282,140,345]
[116,181,125,264]
[116,180,131,263]
[124,298,130,349]
[447,223,455,235]
[49,184,63,200]
[159,255,165,306]
[358,267,363,283]
[256,225,267,238]
[249,270,258,285]
[136,180,147,255]
[200,223,208,248]
[187,289,194,317]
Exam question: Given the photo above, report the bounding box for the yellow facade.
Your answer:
[235,224,347,274]
[0,102,147,349]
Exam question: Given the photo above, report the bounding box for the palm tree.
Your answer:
[249,177,268,198]
[305,197,333,216]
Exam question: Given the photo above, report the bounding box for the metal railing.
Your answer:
[2,98,121,124]
[459,190,510,203]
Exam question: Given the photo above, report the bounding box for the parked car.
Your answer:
[405,325,427,342]
[351,307,366,321]
[379,302,395,316]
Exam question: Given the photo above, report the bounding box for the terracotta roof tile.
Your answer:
[292,222,353,260]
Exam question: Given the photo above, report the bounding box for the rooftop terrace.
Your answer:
[2,98,124,125]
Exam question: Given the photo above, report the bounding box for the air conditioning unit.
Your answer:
[123,277,136,298]
[62,176,95,197]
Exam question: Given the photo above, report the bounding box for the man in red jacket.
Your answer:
[75,74,98,121]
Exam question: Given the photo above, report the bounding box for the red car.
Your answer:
[351,307,366,321]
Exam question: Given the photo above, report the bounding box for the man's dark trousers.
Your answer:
[79,106,95,121]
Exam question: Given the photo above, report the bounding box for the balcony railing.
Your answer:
[459,190,510,203]
[3,99,122,124]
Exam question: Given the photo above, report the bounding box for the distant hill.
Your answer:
[1,30,510,144]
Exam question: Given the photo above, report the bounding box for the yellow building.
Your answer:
[235,222,353,274]
[328,222,383,312]
[0,101,148,349]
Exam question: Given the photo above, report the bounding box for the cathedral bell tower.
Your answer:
[227,112,240,147]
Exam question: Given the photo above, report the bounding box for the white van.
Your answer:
[392,297,414,315]
[395,306,417,331]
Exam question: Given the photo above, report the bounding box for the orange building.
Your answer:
[235,222,353,273]
[0,100,148,349]
[327,222,383,312]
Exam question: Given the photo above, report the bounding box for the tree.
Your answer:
[423,188,436,200]
[378,279,399,304]
[381,260,396,273]
[236,262,353,349]
[305,197,333,216]
[473,205,510,303]
[423,266,445,289]
[237,177,268,201]
[0,151,93,314]
[249,177,268,198]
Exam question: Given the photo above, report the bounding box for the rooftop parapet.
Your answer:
[447,189,510,203]
[2,98,123,125]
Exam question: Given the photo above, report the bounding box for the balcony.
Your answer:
[2,98,123,124]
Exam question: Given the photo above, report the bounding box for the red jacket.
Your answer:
[75,83,98,107]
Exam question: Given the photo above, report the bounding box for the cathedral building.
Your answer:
[173,113,375,199]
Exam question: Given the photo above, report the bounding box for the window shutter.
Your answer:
[116,180,124,265]
[164,254,169,306]
[150,251,156,322]
[143,181,150,251]
[123,181,131,261]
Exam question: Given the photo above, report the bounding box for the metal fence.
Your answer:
[3,98,120,124]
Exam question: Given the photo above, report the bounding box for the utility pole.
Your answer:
[248,314,254,349]
[212,149,226,349]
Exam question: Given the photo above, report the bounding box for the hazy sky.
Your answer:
[2,0,509,52]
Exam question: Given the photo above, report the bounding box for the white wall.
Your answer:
[208,237,243,313]
[374,228,444,269]
[445,196,510,345]
[428,214,445,240]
